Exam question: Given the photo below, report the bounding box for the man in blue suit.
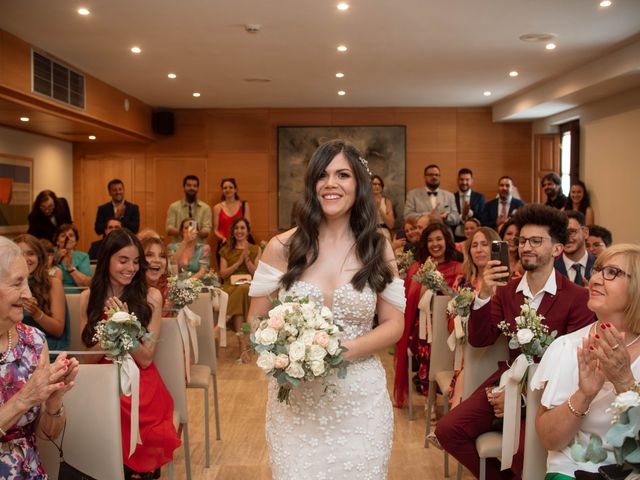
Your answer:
[453,168,485,241]
[480,176,524,231]
[554,210,595,286]
[94,179,140,234]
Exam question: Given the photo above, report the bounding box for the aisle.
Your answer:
[162,333,472,479]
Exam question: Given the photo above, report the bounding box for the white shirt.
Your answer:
[473,268,557,310]
[562,251,588,283]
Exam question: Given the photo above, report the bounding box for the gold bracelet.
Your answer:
[567,393,590,418]
[0,425,6,436]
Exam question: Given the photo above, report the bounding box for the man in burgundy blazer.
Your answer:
[435,204,594,479]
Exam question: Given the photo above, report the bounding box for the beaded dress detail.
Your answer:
[249,262,405,480]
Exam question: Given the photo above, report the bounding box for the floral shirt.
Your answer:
[0,323,47,479]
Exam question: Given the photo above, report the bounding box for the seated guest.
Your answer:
[142,236,170,310]
[499,219,524,279]
[554,211,596,287]
[456,218,481,252]
[80,229,180,478]
[542,173,568,210]
[14,234,69,351]
[532,244,640,479]
[54,224,92,291]
[27,190,72,242]
[586,225,612,258]
[39,238,63,281]
[393,217,420,254]
[88,217,122,261]
[434,204,594,479]
[393,222,463,406]
[480,176,525,230]
[0,237,79,476]
[219,217,261,363]
[563,180,594,225]
[137,228,162,242]
[168,218,211,280]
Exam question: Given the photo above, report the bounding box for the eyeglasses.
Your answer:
[590,265,631,281]
[514,236,551,248]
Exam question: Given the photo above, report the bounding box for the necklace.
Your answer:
[0,328,13,363]
[626,333,640,349]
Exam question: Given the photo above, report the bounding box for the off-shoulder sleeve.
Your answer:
[249,261,284,297]
[380,278,406,313]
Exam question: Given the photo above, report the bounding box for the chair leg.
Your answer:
[479,457,486,480]
[456,463,462,480]
[442,392,450,475]
[424,380,435,447]
[212,373,221,441]
[408,351,414,421]
[183,421,192,480]
[203,386,210,467]
[168,461,174,480]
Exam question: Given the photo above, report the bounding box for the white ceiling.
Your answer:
[1,0,640,112]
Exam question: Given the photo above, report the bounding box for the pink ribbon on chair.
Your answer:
[418,289,434,342]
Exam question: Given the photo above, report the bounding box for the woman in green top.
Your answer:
[219,217,261,362]
[54,224,92,292]
[168,218,210,279]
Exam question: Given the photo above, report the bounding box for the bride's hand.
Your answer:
[340,340,354,361]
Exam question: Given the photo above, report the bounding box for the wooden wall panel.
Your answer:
[207,109,270,152]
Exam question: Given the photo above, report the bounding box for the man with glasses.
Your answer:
[404,164,459,230]
[586,225,612,258]
[554,211,596,286]
[435,204,594,480]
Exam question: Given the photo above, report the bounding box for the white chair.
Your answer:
[155,317,192,480]
[210,287,229,348]
[64,293,84,351]
[187,292,222,467]
[37,364,124,480]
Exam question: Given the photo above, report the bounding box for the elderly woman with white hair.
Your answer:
[0,236,79,478]
[533,244,640,479]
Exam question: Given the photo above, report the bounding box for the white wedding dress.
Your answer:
[249,261,406,480]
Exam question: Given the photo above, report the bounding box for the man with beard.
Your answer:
[554,210,596,286]
[454,168,485,241]
[94,179,140,234]
[404,164,459,230]
[542,173,567,210]
[480,176,525,230]
[434,204,593,480]
[166,174,212,241]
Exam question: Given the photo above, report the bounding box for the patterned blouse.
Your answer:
[0,323,47,479]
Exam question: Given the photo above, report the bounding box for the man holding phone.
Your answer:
[166,175,212,242]
[435,204,594,479]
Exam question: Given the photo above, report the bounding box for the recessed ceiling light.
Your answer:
[167,73,177,79]
[600,0,612,7]
[88,135,96,140]
[130,46,142,54]
[337,45,348,52]
[77,8,90,15]
[338,90,346,96]
[337,2,349,10]
[483,91,492,97]
[509,71,519,77]
[545,43,557,50]
[336,72,345,78]
[192,92,201,97]
[20,117,30,122]
[519,33,556,43]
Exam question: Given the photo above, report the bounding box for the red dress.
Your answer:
[217,205,243,241]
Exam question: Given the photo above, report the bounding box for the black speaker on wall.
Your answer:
[152,111,174,135]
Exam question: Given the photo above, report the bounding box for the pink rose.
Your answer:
[267,316,285,331]
[274,354,290,369]
[314,331,330,348]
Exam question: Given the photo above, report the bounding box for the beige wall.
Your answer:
[533,87,640,244]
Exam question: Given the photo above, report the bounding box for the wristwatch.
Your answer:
[68,267,77,274]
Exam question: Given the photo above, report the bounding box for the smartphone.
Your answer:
[63,236,69,249]
[187,220,198,230]
[491,241,510,283]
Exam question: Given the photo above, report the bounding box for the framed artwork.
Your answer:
[277,125,406,230]
[0,154,33,234]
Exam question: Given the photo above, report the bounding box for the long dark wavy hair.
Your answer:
[280,139,393,293]
[415,223,458,264]
[82,228,151,347]
[228,217,255,249]
[564,180,591,215]
[14,234,52,315]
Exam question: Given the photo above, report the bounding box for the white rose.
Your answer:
[516,328,535,345]
[515,316,525,326]
[327,338,340,356]
[110,311,131,323]
[307,344,328,362]
[321,306,333,321]
[301,303,316,322]
[256,351,276,371]
[259,327,278,345]
[253,329,262,344]
[301,329,317,345]
[288,341,306,362]
[613,390,640,411]
[310,360,326,376]
[283,323,298,337]
[285,361,305,379]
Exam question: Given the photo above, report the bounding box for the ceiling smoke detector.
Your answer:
[519,33,556,43]
[245,24,261,34]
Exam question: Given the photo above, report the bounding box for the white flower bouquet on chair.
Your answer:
[251,297,349,405]
[167,272,204,309]
[413,257,453,295]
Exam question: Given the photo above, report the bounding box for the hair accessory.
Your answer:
[358,157,372,177]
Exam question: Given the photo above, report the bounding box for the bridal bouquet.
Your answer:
[396,250,414,279]
[167,272,204,309]
[251,297,349,404]
[413,257,453,294]
[93,306,153,361]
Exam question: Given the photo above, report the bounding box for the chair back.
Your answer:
[37,364,124,480]
[188,293,218,374]
[461,336,509,400]
[428,295,454,382]
[65,293,84,351]
[154,317,188,423]
[523,364,546,480]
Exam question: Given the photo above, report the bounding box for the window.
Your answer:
[559,120,580,190]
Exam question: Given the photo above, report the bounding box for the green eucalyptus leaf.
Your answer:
[585,435,608,464]
[570,442,587,463]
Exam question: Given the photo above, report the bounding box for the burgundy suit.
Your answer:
[435,270,594,479]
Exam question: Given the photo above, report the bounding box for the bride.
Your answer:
[248,139,405,479]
